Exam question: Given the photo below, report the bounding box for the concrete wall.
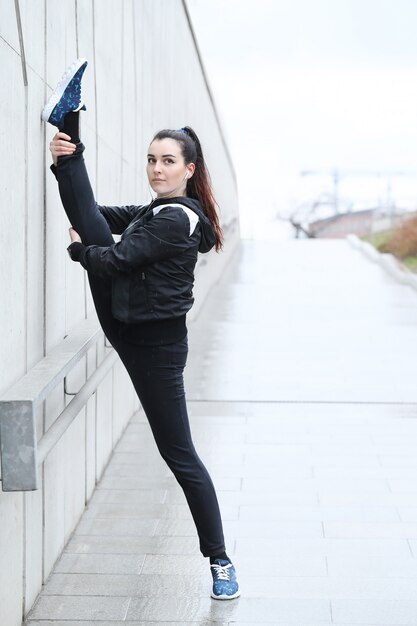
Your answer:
[0,1,239,624]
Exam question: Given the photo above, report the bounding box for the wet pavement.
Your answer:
[27,239,417,625]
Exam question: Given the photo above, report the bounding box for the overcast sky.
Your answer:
[186,0,417,237]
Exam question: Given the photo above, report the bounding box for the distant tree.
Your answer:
[381,213,417,258]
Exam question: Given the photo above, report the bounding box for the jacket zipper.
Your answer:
[141,271,153,312]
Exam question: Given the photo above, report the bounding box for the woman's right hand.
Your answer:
[49,132,76,166]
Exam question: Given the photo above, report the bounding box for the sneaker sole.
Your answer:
[41,57,88,122]
[211,588,241,600]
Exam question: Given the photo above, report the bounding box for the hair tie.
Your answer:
[177,127,186,134]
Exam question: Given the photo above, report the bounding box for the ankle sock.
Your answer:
[210,552,230,564]
[61,111,80,143]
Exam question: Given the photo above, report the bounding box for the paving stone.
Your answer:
[388,479,417,493]
[241,476,391,493]
[318,492,417,506]
[40,573,212,598]
[55,553,145,574]
[241,463,314,478]
[126,596,331,622]
[28,595,130,621]
[42,573,141,596]
[81,502,173,519]
[371,438,417,453]
[104,463,170,478]
[66,535,199,555]
[90,488,167,504]
[82,501,239,521]
[22,622,401,626]
[236,553,327,576]
[166,489,319,506]
[140,554,208,576]
[235,537,412,558]
[109,451,172,466]
[153,519,198,537]
[235,574,417,600]
[25,620,229,626]
[155,518,324,539]
[331,599,417,624]
[327,553,417,578]
[74,518,158,536]
[407,539,417,555]
[114,439,163,454]
[311,455,381,468]
[239,504,400,522]
[97,475,174,490]
[323,522,417,539]
[315,478,391,493]
[379,455,417,468]
[223,520,325,538]
[313,467,392,479]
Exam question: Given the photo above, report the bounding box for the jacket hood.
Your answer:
[152,196,216,253]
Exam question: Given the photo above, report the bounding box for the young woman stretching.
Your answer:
[41,58,240,600]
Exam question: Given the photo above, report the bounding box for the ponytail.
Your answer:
[151,126,224,251]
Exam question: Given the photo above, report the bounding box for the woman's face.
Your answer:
[147,138,195,198]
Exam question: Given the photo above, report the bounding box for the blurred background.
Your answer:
[187,0,417,244]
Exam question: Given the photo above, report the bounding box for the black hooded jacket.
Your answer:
[67,196,216,324]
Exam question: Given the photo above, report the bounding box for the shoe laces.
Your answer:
[211,561,232,581]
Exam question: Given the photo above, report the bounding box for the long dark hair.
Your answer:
[151,126,223,251]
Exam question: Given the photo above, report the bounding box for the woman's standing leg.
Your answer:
[117,336,226,557]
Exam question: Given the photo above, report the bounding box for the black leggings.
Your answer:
[54,143,225,557]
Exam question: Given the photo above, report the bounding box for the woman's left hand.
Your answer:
[69,227,82,243]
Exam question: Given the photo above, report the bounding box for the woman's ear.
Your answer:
[187,163,196,179]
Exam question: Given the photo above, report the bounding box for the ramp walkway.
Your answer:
[26,239,417,625]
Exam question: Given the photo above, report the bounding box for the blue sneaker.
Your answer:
[210,559,241,600]
[41,58,88,128]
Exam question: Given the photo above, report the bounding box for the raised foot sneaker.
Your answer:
[41,58,88,128]
[210,559,241,600]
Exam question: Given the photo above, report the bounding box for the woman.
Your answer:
[41,58,240,600]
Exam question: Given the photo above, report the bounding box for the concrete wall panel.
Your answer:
[44,383,65,431]
[85,394,97,500]
[23,488,43,614]
[121,0,137,204]
[65,254,87,332]
[94,1,123,171]
[63,409,86,541]
[0,43,26,395]
[26,69,47,371]
[43,439,66,577]
[0,492,23,626]
[64,355,86,406]
[0,1,20,52]
[112,359,135,444]
[44,168,68,350]
[75,0,95,66]
[45,1,78,88]
[20,0,46,79]
[95,370,114,480]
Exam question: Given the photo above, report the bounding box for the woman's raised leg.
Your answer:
[51,115,120,347]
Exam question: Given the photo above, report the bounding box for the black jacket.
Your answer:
[68,196,216,323]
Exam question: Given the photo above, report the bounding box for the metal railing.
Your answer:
[0,318,118,492]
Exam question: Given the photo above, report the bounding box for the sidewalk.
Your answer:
[27,239,417,625]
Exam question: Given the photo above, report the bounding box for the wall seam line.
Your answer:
[14,0,28,85]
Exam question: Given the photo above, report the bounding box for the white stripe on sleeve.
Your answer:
[152,203,199,237]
